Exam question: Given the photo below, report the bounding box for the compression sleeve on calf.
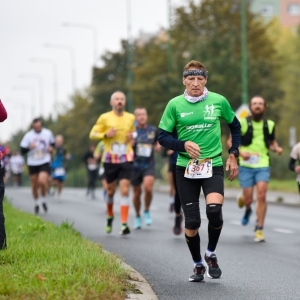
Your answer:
[227,116,241,150]
[158,129,186,152]
[289,158,296,172]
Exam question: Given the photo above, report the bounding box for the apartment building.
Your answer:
[250,0,300,27]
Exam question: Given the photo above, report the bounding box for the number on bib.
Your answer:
[184,158,212,179]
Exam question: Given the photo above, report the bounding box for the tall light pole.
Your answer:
[167,0,173,74]
[44,43,76,91]
[30,58,59,118]
[126,0,133,112]
[12,85,35,119]
[62,22,98,65]
[241,0,248,104]
[5,98,28,128]
[19,74,44,117]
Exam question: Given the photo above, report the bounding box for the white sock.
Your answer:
[205,249,216,257]
[169,196,174,204]
[35,198,41,206]
[41,197,47,204]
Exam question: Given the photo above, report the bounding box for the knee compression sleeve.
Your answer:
[206,204,223,228]
[183,202,201,230]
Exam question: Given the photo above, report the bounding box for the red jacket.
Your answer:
[0,100,7,122]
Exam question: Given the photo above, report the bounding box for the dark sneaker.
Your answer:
[34,205,39,215]
[204,254,222,279]
[105,216,114,234]
[120,224,130,236]
[173,215,183,235]
[189,263,206,282]
[241,207,252,226]
[42,202,48,213]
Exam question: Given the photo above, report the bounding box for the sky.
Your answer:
[0,0,194,143]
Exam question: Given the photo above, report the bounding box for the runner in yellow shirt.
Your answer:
[90,91,135,235]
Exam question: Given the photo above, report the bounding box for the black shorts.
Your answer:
[28,163,51,176]
[131,166,155,186]
[104,162,132,184]
[176,165,224,207]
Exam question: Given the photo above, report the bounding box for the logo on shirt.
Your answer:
[180,112,193,118]
[186,123,212,131]
[203,104,216,120]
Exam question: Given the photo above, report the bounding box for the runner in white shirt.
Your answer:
[9,151,24,187]
[20,118,55,214]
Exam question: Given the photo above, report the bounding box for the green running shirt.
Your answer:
[159,92,236,167]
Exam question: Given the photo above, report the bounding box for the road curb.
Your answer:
[123,262,158,300]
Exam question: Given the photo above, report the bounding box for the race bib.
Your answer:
[111,143,127,155]
[136,143,152,157]
[33,150,45,160]
[244,155,260,165]
[88,163,98,171]
[54,167,65,176]
[184,158,212,179]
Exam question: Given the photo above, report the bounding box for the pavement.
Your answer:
[133,183,300,300]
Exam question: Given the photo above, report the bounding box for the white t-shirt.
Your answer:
[290,142,300,161]
[10,154,25,174]
[20,128,55,166]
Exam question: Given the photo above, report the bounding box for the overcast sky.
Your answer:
[0,0,194,142]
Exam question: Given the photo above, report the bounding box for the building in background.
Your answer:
[250,0,300,27]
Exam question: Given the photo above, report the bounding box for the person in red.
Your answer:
[0,99,8,250]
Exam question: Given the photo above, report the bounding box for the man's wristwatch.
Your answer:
[228,149,239,158]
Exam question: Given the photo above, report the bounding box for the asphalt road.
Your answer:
[5,186,300,300]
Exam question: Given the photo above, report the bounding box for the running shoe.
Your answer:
[254,229,265,242]
[189,263,206,282]
[134,216,142,229]
[144,211,152,226]
[120,224,130,235]
[42,202,48,213]
[105,216,114,234]
[173,214,183,235]
[241,207,252,226]
[34,205,39,215]
[204,253,222,279]
[237,193,244,208]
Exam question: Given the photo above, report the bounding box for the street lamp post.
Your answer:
[12,86,35,119]
[126,0,133,112]
[30,58,59,118]
[167,0,173,74]
[241,0,248,104]
[62,22,98,65]
[5,99,28,128]
[19,74,44,117]
[44,43,76,91]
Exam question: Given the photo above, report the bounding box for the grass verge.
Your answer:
[0,199,130,300]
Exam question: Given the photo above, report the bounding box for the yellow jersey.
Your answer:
[89,111,135,163]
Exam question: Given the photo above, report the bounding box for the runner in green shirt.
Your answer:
[158,60,241,282]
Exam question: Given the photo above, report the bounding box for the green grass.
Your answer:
[0,200,130,300]
[225,178,298,194]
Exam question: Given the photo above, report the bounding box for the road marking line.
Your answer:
[273,228,294,234]
[230,220,241,225]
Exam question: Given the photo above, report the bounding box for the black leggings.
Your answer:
[171,164,181,214]
[0,171,6,249]
[176,166,224,229]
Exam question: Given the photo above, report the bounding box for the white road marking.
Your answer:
[273,228,295,234]
[230,220,242,225]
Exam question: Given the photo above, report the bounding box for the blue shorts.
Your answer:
[238,166,270,188]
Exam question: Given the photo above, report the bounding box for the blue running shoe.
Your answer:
[144,211,152,226]
[241,207,252,226]
[134,216,142,229]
